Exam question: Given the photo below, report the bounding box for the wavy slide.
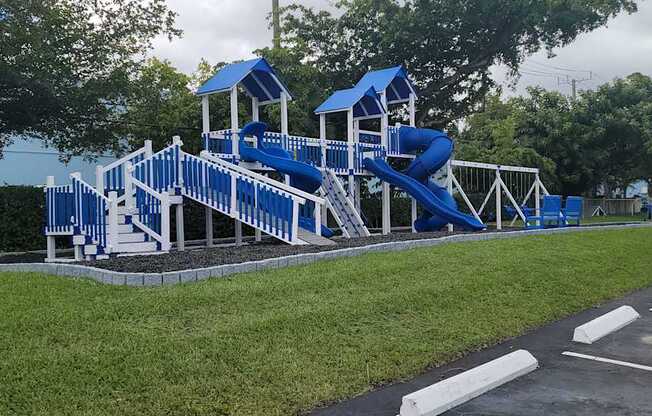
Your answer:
[238,122,333,237]
[364,126,485,231]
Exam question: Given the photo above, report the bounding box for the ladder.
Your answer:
[320,169,370,238]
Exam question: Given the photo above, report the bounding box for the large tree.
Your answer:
[459,75,652,196]
[272,0,637,131]
[0,0,180,158]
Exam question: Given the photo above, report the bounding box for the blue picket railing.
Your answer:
[326,141,349,174]
[45,185,75,234]
[71,175,109,250]
[387,125,401,155]
[355,143,386,173]
[101,144,150,197]
[132,142,181,193]
[182,153,232,212]
[204,130,233,154]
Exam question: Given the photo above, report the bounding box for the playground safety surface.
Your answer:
[310,285,652,416]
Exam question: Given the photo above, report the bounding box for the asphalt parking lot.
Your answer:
[311,286,652,416]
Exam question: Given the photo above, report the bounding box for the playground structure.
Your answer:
[44,58,553,261]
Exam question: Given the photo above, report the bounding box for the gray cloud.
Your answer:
[152,0,652,97]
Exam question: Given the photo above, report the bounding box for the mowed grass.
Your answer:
[1,228,652,416]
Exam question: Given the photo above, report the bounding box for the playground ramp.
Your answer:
[320,169,370,238]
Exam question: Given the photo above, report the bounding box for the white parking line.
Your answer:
[562,351,652,372]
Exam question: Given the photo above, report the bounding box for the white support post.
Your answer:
[280,91,289,135]
[252,97,260,122]
[172,136,184,188]
[353,119,360,142]
[144,140,153,159]
[230,86,243,242]
[409,93,419,226]
[107,191,119,254]
[230,87,239,157]
[410,93,417,127]
[409,93,416,127]
[45,175,56,261]
[320,113,327,168]
[175,203,185,252]
[201,95,210,134]
[47,237,56,262]
[291,200,300,243]
[447,159,454,232]
[314,203,322,237]
[535,173,541,216]
[411,198,418,233]
[95,165,104,194]
[380,91,391,235]
[347,109,355,199]
[124,162,134,210]
[495,169,502,230]
[160,191,171,252]
[74,245,82,261]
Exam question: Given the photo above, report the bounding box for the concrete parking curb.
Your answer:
[1,223,650,287]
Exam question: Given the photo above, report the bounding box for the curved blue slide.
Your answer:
[238,122,333,237]
[364,126,485,231]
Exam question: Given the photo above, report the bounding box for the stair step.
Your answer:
[115,241,158,253]
[118,232,146,243]
[118,223,134,234]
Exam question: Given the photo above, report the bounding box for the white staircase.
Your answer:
[45,138,333,262]
[321,169,370,238]
[78,207,161,260]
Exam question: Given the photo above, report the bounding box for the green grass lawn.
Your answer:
[2,228,652,416]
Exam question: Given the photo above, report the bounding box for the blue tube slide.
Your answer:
[363,126,485,231]
[238,122,333,237]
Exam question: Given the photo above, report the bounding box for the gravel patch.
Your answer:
[75,230,485,273]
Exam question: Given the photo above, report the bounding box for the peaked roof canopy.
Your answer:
[355,65,417,104]
[196,58,292,104]
[314,87,386,118]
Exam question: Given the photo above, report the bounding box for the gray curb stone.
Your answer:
[2,223,650,287]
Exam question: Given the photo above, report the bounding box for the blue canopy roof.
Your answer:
[196,58,292,104]
[355,65,417,104]
[314,87,386,118]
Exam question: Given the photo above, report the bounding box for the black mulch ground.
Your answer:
[77,230,484,273]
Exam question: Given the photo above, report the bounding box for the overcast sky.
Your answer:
[151,0,652,98]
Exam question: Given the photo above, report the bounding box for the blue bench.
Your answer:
[525,195,563,229]
[562,196,583,226]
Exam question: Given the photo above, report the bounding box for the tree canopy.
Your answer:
[0,0,180,158]
[269,0,637,132]
[458,74,652,196]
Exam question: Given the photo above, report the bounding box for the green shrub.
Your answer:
[0,186,47,252]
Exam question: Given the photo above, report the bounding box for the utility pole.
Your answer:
[558,73,592,99]
[272,0,281,49]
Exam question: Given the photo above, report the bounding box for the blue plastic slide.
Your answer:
[238,122,333,237]
[364,126,485,231]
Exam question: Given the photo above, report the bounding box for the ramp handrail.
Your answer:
[182,151,303,244]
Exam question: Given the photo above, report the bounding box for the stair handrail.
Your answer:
[131,137,183,193]
[70,172,119,254]
[95,140,153,198]
[129,175,171,251]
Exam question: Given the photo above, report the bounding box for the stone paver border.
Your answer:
[1,223,650,287]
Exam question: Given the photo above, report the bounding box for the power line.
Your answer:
[528,59,593,74]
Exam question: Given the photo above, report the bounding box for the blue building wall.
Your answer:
[0,139,116,186]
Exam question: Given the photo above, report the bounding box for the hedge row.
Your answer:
[0,186,47,252]
[0,186,420,252]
